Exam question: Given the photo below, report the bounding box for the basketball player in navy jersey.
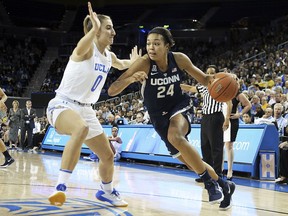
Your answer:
[0,87,15,168]
[46,2,141,207]
[108,27,235,210]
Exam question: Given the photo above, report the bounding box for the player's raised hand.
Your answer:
[129,46,142,64]
[88,2,100,33]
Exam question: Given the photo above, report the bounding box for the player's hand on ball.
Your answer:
[132,71,147,83]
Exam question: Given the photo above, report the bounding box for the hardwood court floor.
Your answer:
[0,151,287,216]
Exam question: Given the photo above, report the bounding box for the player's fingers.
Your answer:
[88,2,93,14]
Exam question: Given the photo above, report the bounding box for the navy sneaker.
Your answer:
[204,179,224,204]
[219,180,236,210]
[0,158,15,168]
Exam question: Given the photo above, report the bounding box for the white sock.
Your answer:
[56,169,72,188]
[101,181,113,193]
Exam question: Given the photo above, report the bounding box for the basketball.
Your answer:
[208,72,238,102]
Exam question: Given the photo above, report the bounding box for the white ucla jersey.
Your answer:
[56,43,112,103]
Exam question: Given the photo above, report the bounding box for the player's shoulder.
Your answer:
[141,54,151,62]
[172,52,188,59]
[132,54,151,69]
[172,52,190,66]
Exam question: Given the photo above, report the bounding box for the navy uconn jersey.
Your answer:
[142,52,190,115]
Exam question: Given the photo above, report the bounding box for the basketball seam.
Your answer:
[209,75,238,102]
[214,81,232,100]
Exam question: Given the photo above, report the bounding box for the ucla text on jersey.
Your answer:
[94,63,110,73]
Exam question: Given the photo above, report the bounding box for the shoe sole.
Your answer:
[219,181,236,210]
[96,197,128,207]
[48,191,66,206]
[219,203,232,211]
[209,194,224,205]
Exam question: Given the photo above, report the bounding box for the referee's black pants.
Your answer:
[200,112,224,176]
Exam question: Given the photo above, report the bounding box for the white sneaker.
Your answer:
[48,184,67,206]
[48,191,66,206]
[96,188,128,207]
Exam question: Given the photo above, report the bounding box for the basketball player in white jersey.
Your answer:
[46,2,141,207]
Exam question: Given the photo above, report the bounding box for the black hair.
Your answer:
[148,27,175,48]
[112,123,119,128]
[207,65,218,73]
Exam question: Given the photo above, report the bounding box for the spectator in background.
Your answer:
[33,117,41,134]
[263,74,275,89]
[84,125,122,162]
[8,100,21,149]
[19,100,36,152]
[223,83,252,180]
[31,116,50,153]
[260,96,269,111]
[242,113,253,124]
[134,111,146,124]
[108,126,123,161]
[101,106,111,122]
[271,93,283,110]
[253,106,265,120]
[106,113,115,125]
[250,95,261,120]
[114,113,128,125]
[247,74,258,93]
[255,107,274,125]
[282,81,288,94]
[238,78,247,92]
[267,90,276,106]
[272,103,288,137]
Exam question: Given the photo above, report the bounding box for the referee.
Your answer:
[181,65,232,182]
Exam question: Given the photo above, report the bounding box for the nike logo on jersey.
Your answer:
[151,72,158,75]
[94,63,110,73]
[162,111,168,116]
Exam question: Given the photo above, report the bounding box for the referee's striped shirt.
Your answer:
[196,84,223,115]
